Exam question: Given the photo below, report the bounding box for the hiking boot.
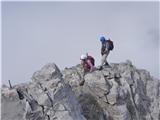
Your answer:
[104,62,109,66]
[97,66,103,70]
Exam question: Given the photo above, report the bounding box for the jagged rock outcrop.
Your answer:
[62,60,160,120]
[1,63,86,120]
[1,60,160,120]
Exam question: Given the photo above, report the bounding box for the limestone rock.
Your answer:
[1,63,86,120]
[1,61,159,120]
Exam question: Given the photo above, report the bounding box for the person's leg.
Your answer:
[104,50,110,65]
[101,53,107,66]
[101,51,110,66]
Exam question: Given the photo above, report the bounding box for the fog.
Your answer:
[2,2,159,85]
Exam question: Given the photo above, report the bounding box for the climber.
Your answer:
[99,36,114,69]
[80,53,95,73]
[79,53,95,85]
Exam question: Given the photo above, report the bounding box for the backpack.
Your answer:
[87,55,95,66]
[106,39,114,50]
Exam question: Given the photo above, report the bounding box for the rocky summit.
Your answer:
[1,60,160,120]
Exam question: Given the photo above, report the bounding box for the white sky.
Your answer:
[1,1,159,85]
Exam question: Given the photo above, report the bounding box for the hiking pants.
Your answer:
[101,51,110,66]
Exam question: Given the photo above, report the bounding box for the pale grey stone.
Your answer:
[1,61,159,120]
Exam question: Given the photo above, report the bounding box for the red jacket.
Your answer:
[82,56,95,72]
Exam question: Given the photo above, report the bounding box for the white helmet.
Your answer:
[80,54,87,60]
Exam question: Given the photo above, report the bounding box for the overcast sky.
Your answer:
[2,1,159,85]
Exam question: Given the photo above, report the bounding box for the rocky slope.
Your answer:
[1,60,160,120]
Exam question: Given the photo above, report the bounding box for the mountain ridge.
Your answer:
[1,60,160,120]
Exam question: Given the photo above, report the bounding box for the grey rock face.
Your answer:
[1,61,160,120]
[62,60,160,120]
[1,63,85,120]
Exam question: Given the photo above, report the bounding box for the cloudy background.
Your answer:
[2,2,159,85]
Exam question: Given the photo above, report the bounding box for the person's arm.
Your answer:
[101,48,108,55]
[101,43,107,55]
[103,49,108,53]
[102,41,110,55]
[101,47,104,55]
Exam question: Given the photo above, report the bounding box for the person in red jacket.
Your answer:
[80,54,95,73]
[80,53,95,85]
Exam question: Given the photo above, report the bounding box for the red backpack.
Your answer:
[86,55,95,66]
[82,55,95,72]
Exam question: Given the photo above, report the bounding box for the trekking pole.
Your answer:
[8,80,13,89]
